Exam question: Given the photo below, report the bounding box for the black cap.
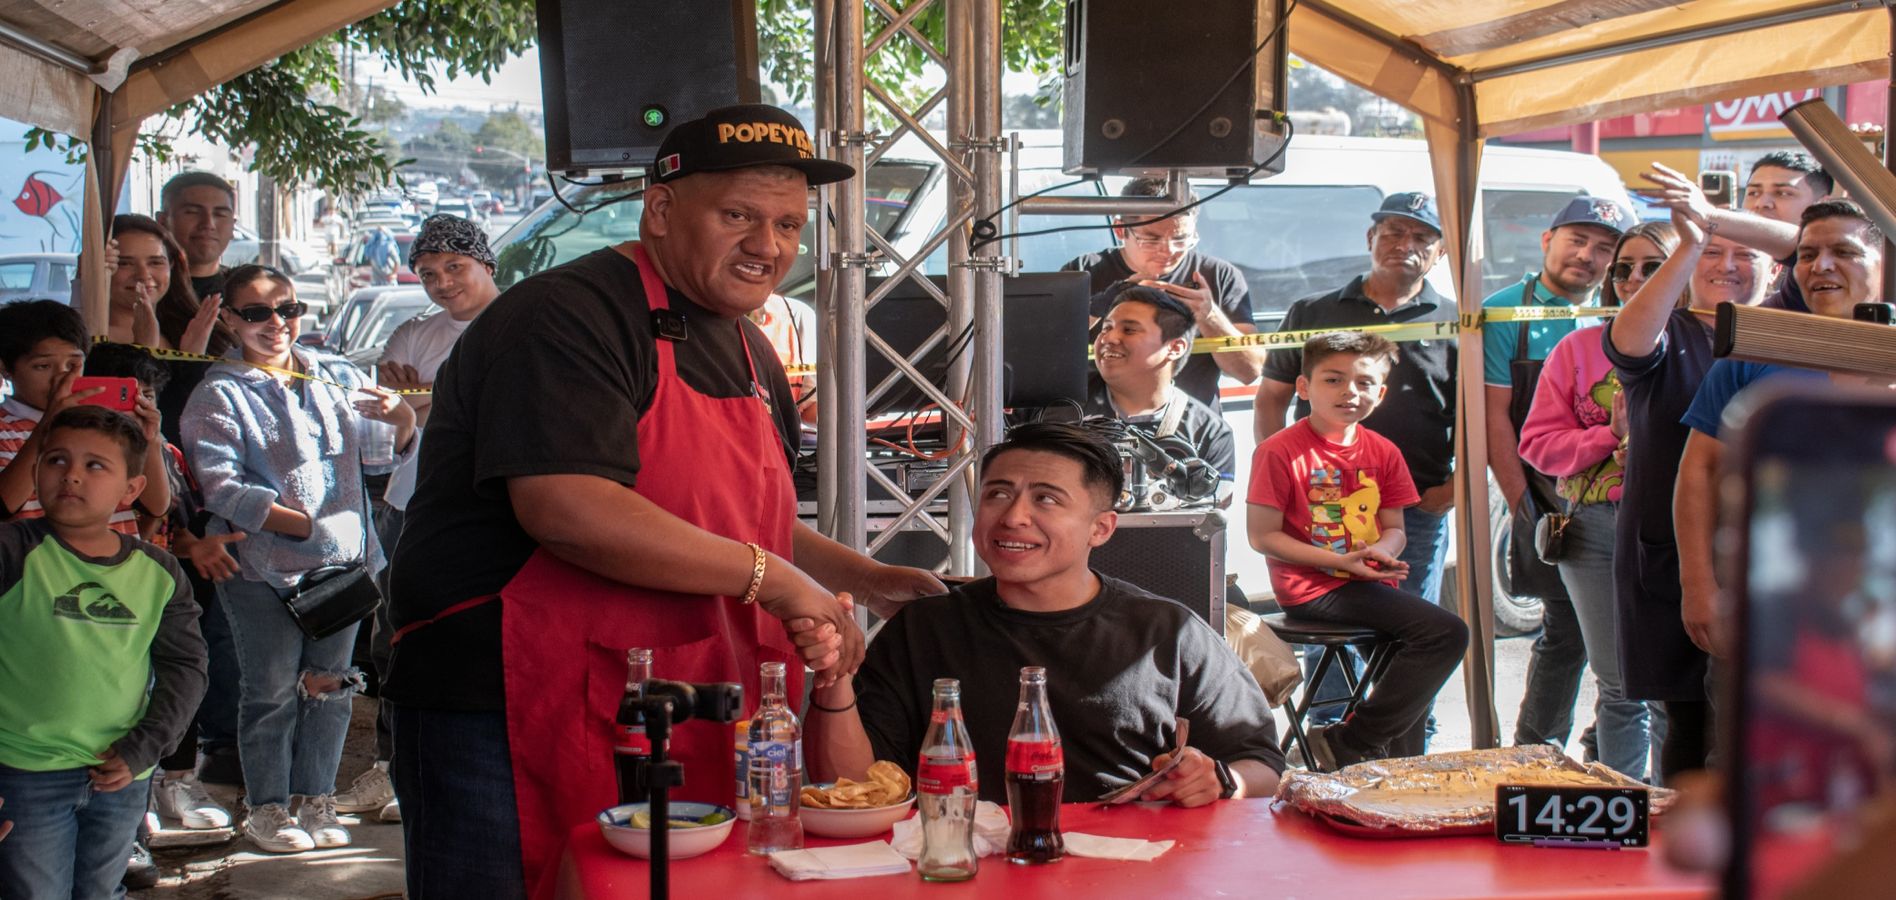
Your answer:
[1371,192,1442,233]
[1549,195,1636,235]
[651,104,855,186]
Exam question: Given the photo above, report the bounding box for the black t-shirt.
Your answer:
[190,268,228,303]
[383,247,801,711]
[1081,379,1236,479]
[1600,309,1715,701]
[1061,249,1254,414]
[1261,277,1458,490]
[855,574,1285,804]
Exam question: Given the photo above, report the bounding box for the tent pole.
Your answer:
[1884,6,1895,303]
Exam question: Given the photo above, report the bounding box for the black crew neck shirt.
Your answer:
[854,574,1285,804]
[384,247,801,711]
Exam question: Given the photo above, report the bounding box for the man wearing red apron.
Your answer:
[380,105,945,899]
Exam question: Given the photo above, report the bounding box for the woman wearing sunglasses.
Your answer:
[1602,209,1772,781]
[1515,221,1679,783]
[181,265,415,854]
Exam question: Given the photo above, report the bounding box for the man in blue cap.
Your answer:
[1252,191,1456,756]
[1482,194,1634,755]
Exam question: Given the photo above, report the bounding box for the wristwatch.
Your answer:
[1213,759,1237,799]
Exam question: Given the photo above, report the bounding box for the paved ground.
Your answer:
[128,631,1603,898]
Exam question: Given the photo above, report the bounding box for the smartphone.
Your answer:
[1700,170,1739,209]
[69,376,138,412]
[1723,383,1896,898]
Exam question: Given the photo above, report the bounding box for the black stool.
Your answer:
[1263,613,1396,772]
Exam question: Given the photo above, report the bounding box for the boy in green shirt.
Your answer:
[0,405,206,898]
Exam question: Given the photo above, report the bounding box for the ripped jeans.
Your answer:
[219,577,363,809]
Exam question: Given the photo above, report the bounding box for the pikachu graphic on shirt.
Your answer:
[1309,472,1382,578]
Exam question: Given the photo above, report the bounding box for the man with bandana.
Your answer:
[333,214,501,825]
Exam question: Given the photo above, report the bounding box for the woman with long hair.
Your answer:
[1516,220,1679,782]
[183,265,414,853]
[107,214,230,355]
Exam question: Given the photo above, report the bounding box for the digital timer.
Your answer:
[1495,784,1649,848]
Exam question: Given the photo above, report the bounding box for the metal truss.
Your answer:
[812,0,1006,575]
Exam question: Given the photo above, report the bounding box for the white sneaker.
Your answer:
[333,764,395,814]
[378,798,401,823]
[297,794,352,849]
[154,774,232,829]
[244,804,314,853]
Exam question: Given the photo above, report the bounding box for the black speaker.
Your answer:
[537,0,761,175]
[1060,0,1288,178]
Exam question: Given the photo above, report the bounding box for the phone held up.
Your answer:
[1722,382,1896,899]
[69,377,138,412]
[1699,170,1738,209]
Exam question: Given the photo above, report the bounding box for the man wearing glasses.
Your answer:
[1062,178,1264,416]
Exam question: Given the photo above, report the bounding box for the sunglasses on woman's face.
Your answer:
[226,301,309,323]
[1609,260,1664,283]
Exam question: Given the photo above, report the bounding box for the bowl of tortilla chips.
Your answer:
[799,761,915,838]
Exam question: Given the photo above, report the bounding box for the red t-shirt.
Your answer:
[1247,418,1420,607]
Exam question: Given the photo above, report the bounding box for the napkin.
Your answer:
[889,801,1012,859]
[768,841,913,881]
[1062,832,1176,862]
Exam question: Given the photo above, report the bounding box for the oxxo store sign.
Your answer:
[1707,89,1824,141]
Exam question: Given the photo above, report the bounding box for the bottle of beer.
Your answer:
[612,648,653,805]
[746,661,804,854]
[1005,666,1065,863]
[917,678,979,881]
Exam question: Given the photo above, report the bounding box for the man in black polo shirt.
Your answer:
[1061,178,1263,416]
[1084,286,1235,483]
[1251,192,1456,756]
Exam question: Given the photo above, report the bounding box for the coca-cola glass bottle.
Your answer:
[917,678,979,881]
[612,648,653,805]
[1005,666,1064,863]
[746,661,804,854]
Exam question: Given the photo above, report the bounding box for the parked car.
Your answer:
[434,198,482,224]
[340,291,432,367]
[311,285,418,353]
[0,252,75,305]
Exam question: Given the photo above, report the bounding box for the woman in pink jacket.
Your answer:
[1519,221,1676,782]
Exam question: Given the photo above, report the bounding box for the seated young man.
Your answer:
[0,406,207,897]
[805,423,1284,806]
[1085,286,1236,481]
[1247,332,1469,769]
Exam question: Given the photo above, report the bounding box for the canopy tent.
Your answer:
[0,0,396,330]
[0,0,1884,745]
[1285,0,1893,744]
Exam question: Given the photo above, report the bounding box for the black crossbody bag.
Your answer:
[282,423,383,640]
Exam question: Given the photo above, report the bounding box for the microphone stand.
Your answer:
[636,697,684,900]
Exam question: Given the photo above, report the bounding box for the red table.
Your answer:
[553,800,1715,898]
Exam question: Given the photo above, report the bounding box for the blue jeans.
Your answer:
[0,765,149,900]
[219,577,361,809]
[391,704,526,899]
[1559,503,1662,780]
[1303,505,1452,748]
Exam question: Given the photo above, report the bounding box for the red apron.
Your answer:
[502,243,802,893]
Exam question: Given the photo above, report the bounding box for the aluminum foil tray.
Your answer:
[1275,745,1676,835]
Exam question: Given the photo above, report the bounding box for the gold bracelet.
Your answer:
[740,542,767,605]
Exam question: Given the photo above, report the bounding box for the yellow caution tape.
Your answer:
[97,338,430,396]
[1178,306,1621,356]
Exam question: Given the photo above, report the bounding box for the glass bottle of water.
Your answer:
[746,661,803,854]
[917,678,979,881]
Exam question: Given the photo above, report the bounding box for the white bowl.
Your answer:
[799,789,917,839]
[597,802,737,860]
